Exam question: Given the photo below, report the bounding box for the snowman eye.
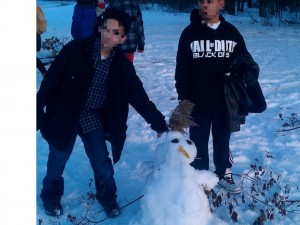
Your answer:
[186,140,193,145]
[171,139,179,143]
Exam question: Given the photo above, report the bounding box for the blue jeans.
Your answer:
[40,127,117,203]
[189,110,232,176]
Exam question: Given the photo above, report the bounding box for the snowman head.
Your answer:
[155,100,198,166]
[165,131,197,164]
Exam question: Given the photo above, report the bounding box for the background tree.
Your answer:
[108,0,299,21]
[237,0,245,13]
[259,0,267,17]
[247,0,253,8]
[225,0,236,15]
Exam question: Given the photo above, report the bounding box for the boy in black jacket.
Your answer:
[175,0,255,194]
[37,8,168,218]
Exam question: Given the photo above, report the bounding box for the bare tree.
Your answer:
[135,0,299,20]
[225,0,236,15]
[259,0,267,17]
[237,0,245,13]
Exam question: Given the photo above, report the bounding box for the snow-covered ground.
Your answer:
[33,1,300,225]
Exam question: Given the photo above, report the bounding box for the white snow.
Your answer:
[2,0,299,224]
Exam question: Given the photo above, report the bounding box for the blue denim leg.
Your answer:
[40,135,77,201]
[78,128,117,203]
[189,111,211,170]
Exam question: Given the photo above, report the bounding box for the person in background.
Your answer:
[71,0,102,39]
[96,0,106,17]
[37,8,168,218]
[175,0,259,194]
[36,4,47,76]
[107,0,145,63]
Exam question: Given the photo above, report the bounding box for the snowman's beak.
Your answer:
[178,146,190,158]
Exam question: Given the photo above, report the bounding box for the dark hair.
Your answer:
[96,7,132,35]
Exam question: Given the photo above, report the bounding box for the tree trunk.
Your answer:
[237,0,245,12]
[259,0,267,17]
[225,0,236,15]
[247,0,252,8]
[178,0,184,11]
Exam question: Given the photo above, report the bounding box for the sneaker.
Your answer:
[218,168,241,194]
[43,200,63,217]
[100,200,121,218]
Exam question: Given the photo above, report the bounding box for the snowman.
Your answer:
[139,100,219,225]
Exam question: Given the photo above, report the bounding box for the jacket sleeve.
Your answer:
[36,42,73,130]
[175,30,191,101]
[126,63,168,133]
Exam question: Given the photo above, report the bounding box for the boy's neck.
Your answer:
[202,17,220,24]
[100,47,112,58]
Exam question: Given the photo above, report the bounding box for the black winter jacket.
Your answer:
[37,35,167,164]
[175,9,251,112]
[224,53,267,131]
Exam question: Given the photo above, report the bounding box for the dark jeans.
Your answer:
[189,110,232,176]
[36,33,47,75]
[40,127,117,204]
[36,57,47,75]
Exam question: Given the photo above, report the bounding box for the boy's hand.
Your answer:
[157,128,170,138]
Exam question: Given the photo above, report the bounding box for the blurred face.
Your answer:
[198,0,225,23]
[99,19,127,51]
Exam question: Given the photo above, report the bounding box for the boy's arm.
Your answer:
[175,31,191,101]
[126,65,168,134]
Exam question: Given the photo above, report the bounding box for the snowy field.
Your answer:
[35,1,300,225]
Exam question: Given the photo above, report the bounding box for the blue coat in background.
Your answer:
[71,1,97,39]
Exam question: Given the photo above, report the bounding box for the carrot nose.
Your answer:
[178,146,190,158]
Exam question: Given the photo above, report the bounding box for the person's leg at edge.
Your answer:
[37,57,47,76]
[40,135,77,216]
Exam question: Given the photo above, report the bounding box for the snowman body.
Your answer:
[140,131,219,225]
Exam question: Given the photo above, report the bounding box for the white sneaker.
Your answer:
[218,168,241,194]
